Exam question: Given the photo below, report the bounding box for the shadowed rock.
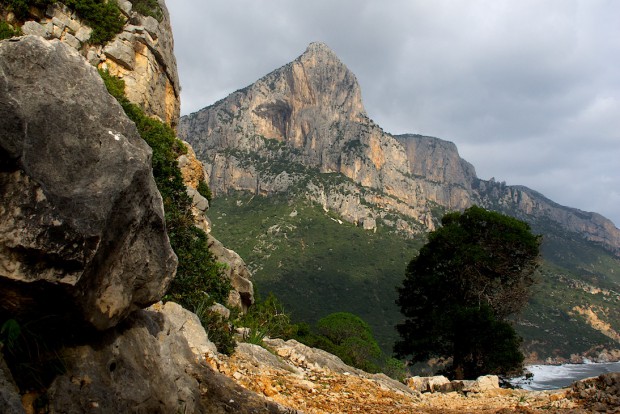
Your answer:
[47,303,289,413]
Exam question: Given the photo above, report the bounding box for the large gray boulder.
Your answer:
[47,303,288,413]
[0,36,177,330]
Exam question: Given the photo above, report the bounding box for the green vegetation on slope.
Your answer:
[517,265,619,360]
[210,190,620,361]
[209,191,422,352]
[128,0,162,21]
[1,0,56,20]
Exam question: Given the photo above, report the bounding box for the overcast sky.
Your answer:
[167,0,620,227]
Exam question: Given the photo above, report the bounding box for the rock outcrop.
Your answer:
[176,141,255,311]
[0,35,176,330]
[45,303,288,414]
[8,0,180,127]
[179,42,620,255]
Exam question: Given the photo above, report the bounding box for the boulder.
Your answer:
[21,20,49,37]
[262,338,415,396]
[151,301,218,358]
[47,303,288,413]
[208,236,255,311]
[406,375,451,393]
[0,36,177,330]
[468,375,500,392]
[235,343,299,373]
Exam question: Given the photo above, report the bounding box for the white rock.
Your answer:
[75,26,92,43]
[208,302,230,320]
[462,375,500,393]
[406,375,450,393]
[118,0,133,16]
[51,16,66,30]
[143,16,159,39]
[67,19,80,33]
[21,21,48,38]
[51,24,63,39]
[103,39,136,70]
[62,33,80,50]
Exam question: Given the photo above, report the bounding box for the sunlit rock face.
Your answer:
[17,0,180,128]
[180,42,620,254]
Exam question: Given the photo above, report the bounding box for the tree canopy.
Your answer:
[394,206,541,379]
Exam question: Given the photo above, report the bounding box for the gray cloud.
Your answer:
[168,0,620,226]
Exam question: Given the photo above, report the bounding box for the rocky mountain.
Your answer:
[180,42,620,360]
[180,42,620,255]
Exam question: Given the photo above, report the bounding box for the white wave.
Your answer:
[510,361,620,391]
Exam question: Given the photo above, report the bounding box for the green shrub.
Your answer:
[0,316,66,391]
[0,319,21,349]
[197,180,213,204]
[381,357,408,382]
[99,69,233,353]
[193,300,236,356]
[239,293,296,346]
[0,21,21,39]
[129,0,162,21]
[63,0,124,44]
[315,312,382,373]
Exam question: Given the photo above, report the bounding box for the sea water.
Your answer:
[509,361,620,390]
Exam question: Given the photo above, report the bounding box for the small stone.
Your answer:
[86,49,101,66]
[143,16,159,40]
[67,19,80,33]
[62,33,80,50]
[52,24,63,39]
[51,16,66,30]
[75,26,92,43]
[103,39,136,70]
[208,303,230,320]
[45,4,55,18]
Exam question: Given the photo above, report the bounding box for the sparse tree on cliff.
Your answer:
[394,206,541,379]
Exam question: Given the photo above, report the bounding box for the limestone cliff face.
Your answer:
[10,0,180,127]
[180,42,620,255]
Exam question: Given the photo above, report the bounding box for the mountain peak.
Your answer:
[303,41,338,58]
